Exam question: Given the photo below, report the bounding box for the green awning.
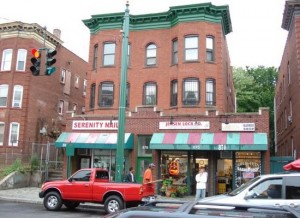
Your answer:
[150,132,268,151]
[55,132,134,149]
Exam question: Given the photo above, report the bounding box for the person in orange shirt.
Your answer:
[143,163,155,184]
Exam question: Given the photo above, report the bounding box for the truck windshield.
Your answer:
[229,176,261,196]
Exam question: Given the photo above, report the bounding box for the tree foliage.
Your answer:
[233,66,278,155]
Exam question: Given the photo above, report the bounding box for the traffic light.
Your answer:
[45,49,57,75]
[30,49,41,76]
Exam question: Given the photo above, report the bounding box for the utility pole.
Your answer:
[115,1,130,182]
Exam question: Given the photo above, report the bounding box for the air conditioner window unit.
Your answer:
[288,115,292,123]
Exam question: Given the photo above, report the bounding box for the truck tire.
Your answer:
[104,195,124,214]
[64,201,80,210]
[43,191,63,211]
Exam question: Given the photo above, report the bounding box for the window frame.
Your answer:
[145,43,157,66]
[0,84,9,107]
[99,82,114,108]
[184,35,199,62]
[206,36,215,62]
[1,49,13,71]
[12,85,23,108]
[83,79,87,96]
[9,122,19,146]
[16,49,27,71]
[58,100,64,115]
[103,42,116,66]
[60,69,66,84]
[143,82,157,105]
[170,80,178,107]
[93,44,98,70]
[90,83,96,109]
[182,78,200,106]
[0,122,4,146]
[206,78,216,106]
[172,39,178,65]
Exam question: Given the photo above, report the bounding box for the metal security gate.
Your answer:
[31,142,63,180]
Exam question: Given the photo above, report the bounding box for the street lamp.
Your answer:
[115,1,130,182]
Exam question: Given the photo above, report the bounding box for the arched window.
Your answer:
[99,82,114,107]
[206,78,216,106]
[90,83,96,109]
[146,43,157,66]
[170,80,178,106]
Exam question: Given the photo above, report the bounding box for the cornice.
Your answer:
[0,21,63,48]
[83,3,232,35]
[282,0,300,31]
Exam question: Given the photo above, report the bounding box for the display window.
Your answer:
[235,152,261,187]
[92,149,116,180]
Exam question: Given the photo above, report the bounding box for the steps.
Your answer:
[47,170,63,181]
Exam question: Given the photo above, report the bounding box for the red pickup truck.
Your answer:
[39,168,154,214]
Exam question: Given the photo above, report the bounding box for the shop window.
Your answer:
[138,135,152,156]
[235,152,261,187]
[93,149,116,180]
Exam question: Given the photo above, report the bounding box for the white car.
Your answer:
[201,172,300,208]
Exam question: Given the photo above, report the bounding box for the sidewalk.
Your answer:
[0,187,194,206]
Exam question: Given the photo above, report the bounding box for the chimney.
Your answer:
[53,29,61,39]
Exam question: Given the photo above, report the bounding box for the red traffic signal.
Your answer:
[30,48,41,76]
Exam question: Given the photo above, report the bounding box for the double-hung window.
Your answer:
[0,122,4,146]
[184,36,198,61]
[90,83,96,109]
[103,42,116,66]
[172,39,178,65]
[144,82,157,105]
[9,122,19,146]
[1,49,13,71]
[183,78,199,105]
[206,79,216,106]
[170,80,178,107]
[93,44,98,70]
[206,36,215,62]
[0,84,8,107]
[146,44,157,66]
[12,85,23,108]
[99,82,114,107]
[16,49,27,71]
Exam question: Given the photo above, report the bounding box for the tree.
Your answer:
[233,66,278,155]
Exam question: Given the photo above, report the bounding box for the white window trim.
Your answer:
[58,100,64,115]
[61,69,66,84]
[9,122,19,146]
[12,85,23,108]
[16,49,27,71]
[0,84,9,107]
[0,122,4,146]
[1,49,13,71]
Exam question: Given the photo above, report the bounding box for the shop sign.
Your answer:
[159,121,210,129]
[221,123,255,131]
[72,120,118,130]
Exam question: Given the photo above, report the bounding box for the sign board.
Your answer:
[159,121,210,130]
[221,123,255,131]
[72,120,118,130]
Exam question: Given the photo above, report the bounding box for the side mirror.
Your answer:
[68,177,74,182]
[244,190,256,200]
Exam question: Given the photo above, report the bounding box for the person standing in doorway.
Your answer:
[195,166,208,201]
[143,163,155,184]
[125,166,135,183]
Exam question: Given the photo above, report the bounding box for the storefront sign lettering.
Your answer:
[221,123,255,131]
[159,121,210,129]
[72,120,118,130]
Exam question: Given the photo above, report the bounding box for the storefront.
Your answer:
[150,132,268,196]
[55,131,134,179]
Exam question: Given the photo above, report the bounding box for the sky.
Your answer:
[0,0,287,68]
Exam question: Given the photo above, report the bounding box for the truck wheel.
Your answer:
[104,195,124,214]
[64,201,80,210]
[43,191,63,211]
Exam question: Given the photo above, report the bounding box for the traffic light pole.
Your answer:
[115,2,129,182]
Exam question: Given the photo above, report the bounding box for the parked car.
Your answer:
[103,200,300,218]
[38,168,155,214]
[200,172,300,207]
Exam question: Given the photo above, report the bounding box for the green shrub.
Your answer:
[2,159,25,177]
[30,155,39,171]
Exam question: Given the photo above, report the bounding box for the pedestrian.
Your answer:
[143,163,155,184]
[125,166,136,183]
[195,166,208,201]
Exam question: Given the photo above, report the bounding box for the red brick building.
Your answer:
[275,0,300,160]
[0,22,87,167]
[57,3,270,196]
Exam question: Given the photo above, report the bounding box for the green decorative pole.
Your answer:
[115,1,130,182]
